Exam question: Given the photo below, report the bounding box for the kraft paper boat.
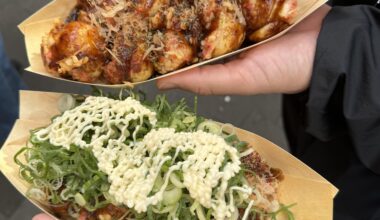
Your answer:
[19,0,327,88]
[0,90,338,219]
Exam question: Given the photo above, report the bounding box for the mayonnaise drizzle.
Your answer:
[35,96,252,220]
[35,96,157,150]
[107,128,245,219]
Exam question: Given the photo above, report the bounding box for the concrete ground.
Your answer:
[0,0,288,219]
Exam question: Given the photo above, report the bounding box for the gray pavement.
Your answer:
[0,0,289,219]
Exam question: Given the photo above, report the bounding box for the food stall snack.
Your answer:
[40,0,298,84]
[0,91,338,220]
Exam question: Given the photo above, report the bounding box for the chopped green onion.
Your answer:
[74,193,86,206]
[183,116,196,124]
[195,204,207,220]
[14,89,295,220]
[163,187,182,206]
[225,134,239,143]
[169,173,185,189]
[152,204,176,214]
[197,120,221,134]
[153,174,164,192]
[236,141,249,152]
[147,206,154,220]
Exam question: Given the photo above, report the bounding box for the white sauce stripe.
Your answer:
[35,96,252,220]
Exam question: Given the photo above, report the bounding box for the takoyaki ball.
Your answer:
[242,0,298,42]
[134,0,170,16]
[240,0,273,31]
[196,0,220,29]
[200,2,246,60]
[103,33,153,84]
[103,46,153,83]
[277,0,298,24]
[41,23,64,73]
[164,3,197,31]
[77,0,117,12]
[129,44,154,82]
[150,11,165,30]
[248,20,289,42]
[164,3,202,49]
[103,59,126,84]
[152,31,194,74]
[185,15,203,52]
[77,0,92,11]
[149,0,170,16]
[66,7,96,27]
[41,21,106,82]
[138,0,170,31]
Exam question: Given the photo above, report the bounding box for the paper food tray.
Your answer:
[0,90,338,220]
[19,0,327,88]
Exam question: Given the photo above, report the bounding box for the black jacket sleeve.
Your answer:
[306,6,380,174]
[329,0,376,6]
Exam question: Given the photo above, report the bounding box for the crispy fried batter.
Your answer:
[241,0,298,42]
[103,42,153,84]
[41,21,106,82]
[54,203,127,220]
[134,0,169,16]
[241,151,284,212]
[200,0,246,59]
[41,0,298,83]
[103,11,153,84]
[152,30,194,74]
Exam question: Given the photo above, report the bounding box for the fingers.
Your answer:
[291,4,331,32]
[156,5,331,96]
[32,213,54,220]
[156,58,261,95]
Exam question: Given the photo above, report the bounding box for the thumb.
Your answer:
[156,58,262,95]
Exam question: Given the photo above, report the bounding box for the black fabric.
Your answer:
[329,0,376,6]
[283,5,380,220]
[308,5,380,174]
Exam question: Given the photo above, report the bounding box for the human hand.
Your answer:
[32,213,53,220]
[157,5,331,95]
